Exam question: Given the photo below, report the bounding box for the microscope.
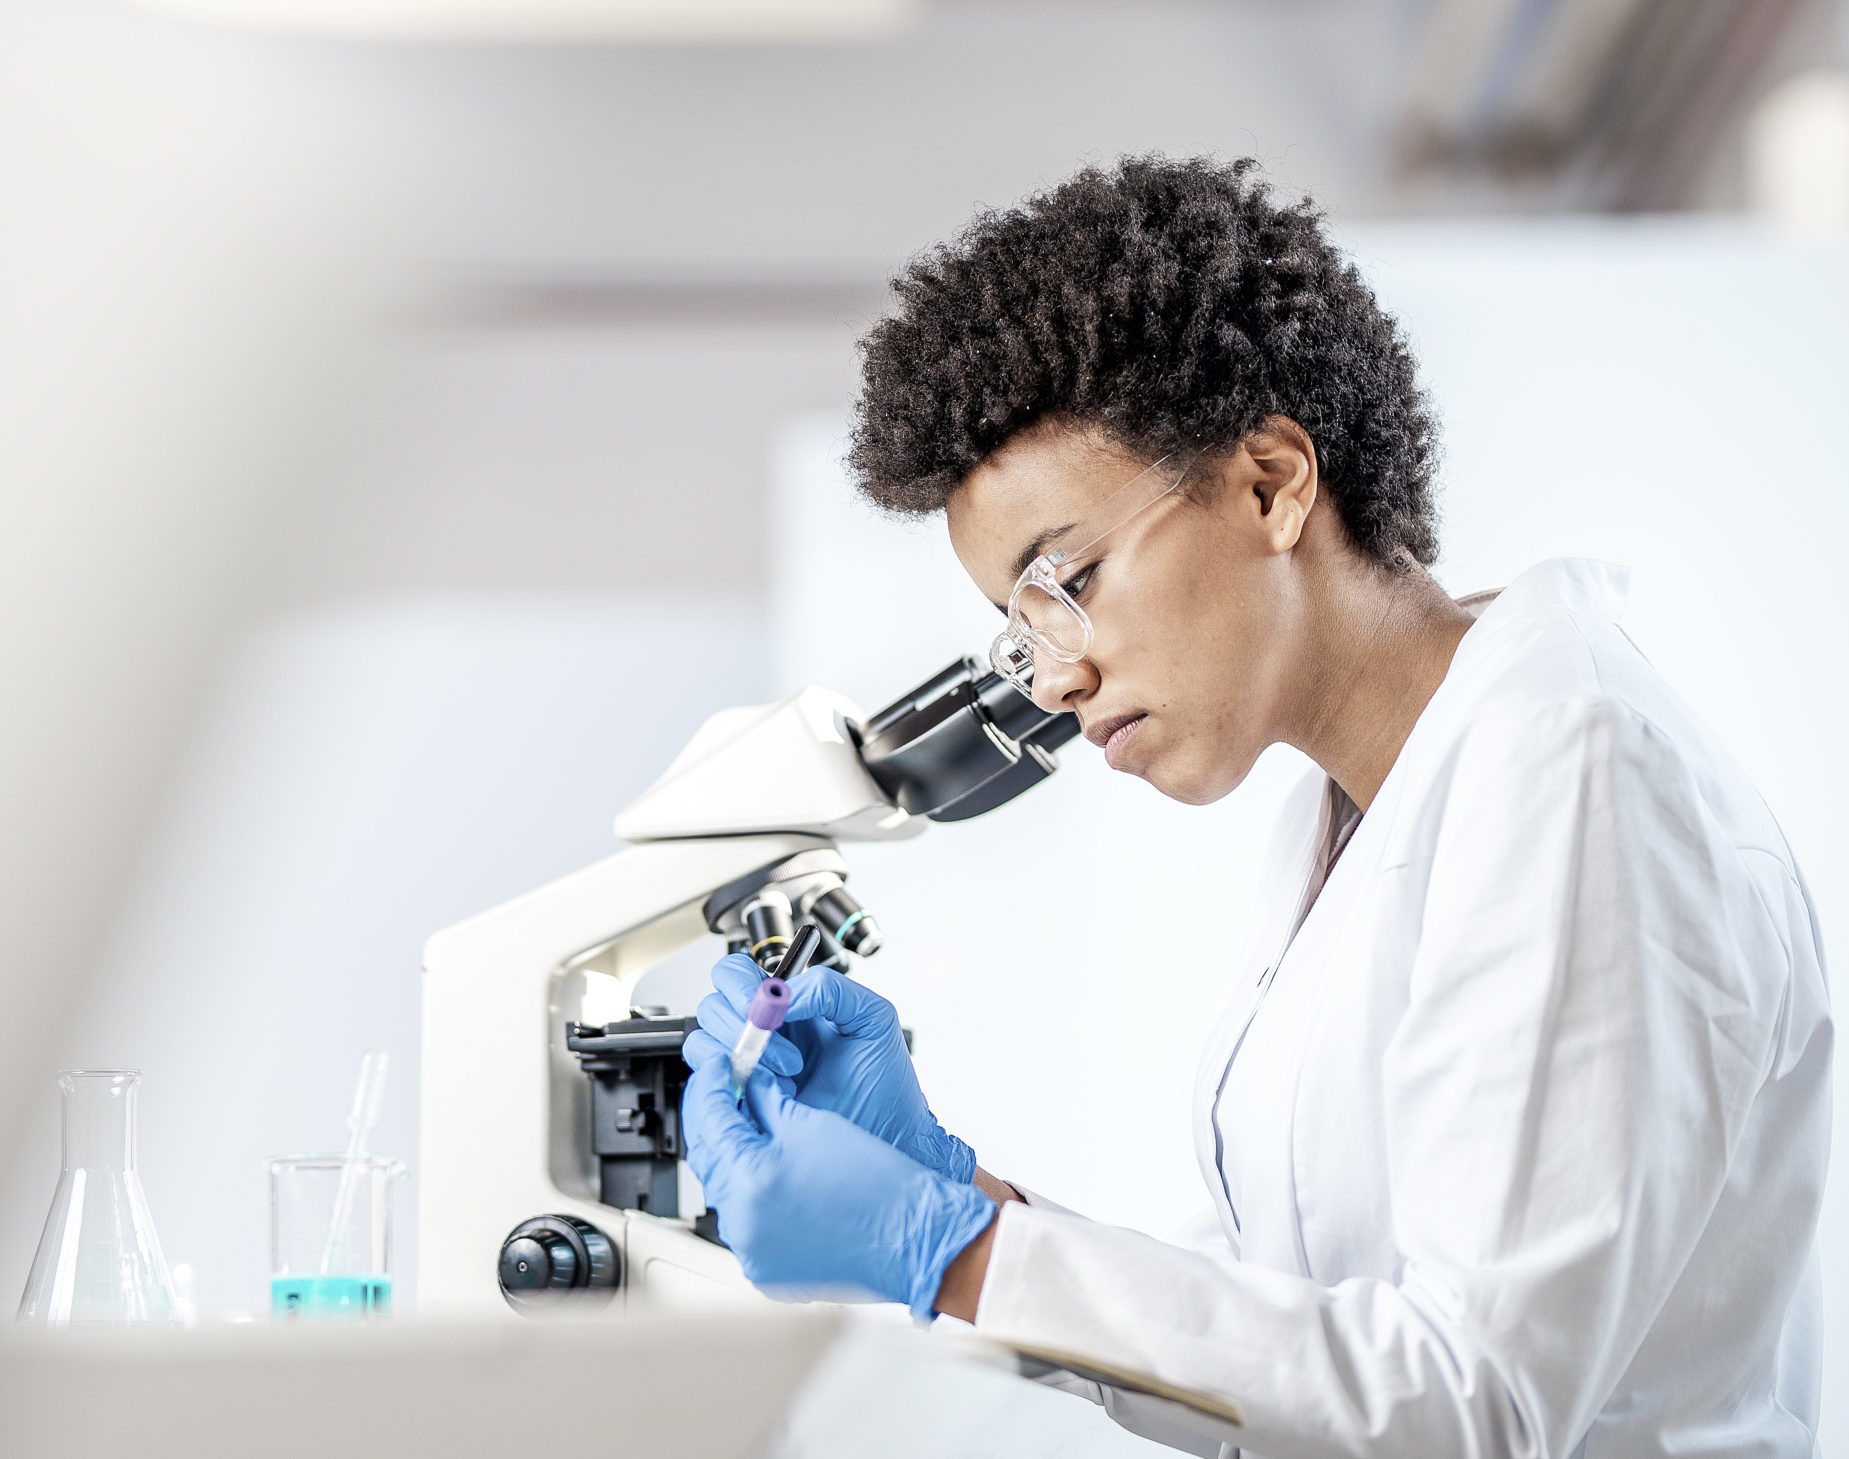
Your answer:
[418,656,1078,1317]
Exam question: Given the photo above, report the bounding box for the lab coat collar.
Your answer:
[1361,558,1632,861]
[1469,557,1630,629]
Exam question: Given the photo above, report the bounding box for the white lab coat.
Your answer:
[974,560,1831,1459]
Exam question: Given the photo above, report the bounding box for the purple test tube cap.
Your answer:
[747,976,791,1032]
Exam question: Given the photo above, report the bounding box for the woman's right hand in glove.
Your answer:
[692,952,977,1184]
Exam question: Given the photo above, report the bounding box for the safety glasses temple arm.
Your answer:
[1042,451,1193,566]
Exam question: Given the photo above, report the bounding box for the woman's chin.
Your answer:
[1145,748,1255,807]
[1141,759,1211,806]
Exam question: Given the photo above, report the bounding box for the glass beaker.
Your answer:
[267,1154,403,1320]
[16,1070,180,1326]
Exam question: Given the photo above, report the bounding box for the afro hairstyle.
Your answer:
[848,155,1441,569]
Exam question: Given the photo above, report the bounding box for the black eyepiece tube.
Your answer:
[857,656,1078,822]
[973,668,1063,744]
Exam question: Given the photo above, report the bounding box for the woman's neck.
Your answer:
[1287,564,1475,812]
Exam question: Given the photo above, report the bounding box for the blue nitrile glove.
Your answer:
[695,952,976,1183]
[681,1038,995,1320]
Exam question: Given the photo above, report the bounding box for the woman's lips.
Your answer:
[1102,714,1147,770]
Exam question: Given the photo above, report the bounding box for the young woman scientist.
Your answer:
[681,157,1831,1458]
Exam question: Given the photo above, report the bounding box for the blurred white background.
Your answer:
[1,0,1845,1450]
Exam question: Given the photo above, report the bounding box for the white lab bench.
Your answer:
[0,1308,1182,1458]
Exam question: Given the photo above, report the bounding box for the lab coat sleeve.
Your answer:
[996,1187,1222,1455]
[974,695,1790,1458]
[1008,1184,1082,1218]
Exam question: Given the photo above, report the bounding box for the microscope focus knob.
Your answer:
[497,1215,619,1313]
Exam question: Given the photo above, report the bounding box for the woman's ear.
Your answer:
[1242,416,1319,555]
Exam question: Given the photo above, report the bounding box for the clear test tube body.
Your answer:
[729,1023,774,1095]
[728,975,793,1098]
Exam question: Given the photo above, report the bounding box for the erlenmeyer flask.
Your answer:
[16,1070,179,1326]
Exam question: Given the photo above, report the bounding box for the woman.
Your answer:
[682,157,1830,1458]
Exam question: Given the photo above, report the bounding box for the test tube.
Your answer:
[730,977,791,1098]
[728,922,823,1098]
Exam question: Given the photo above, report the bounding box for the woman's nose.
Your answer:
[1029,653,1095,712]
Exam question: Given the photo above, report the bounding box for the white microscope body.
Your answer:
[419,659,1077,1320]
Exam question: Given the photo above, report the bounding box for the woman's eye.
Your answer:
[1062,563,1098,599]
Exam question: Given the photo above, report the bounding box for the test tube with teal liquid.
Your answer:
[267,1154,403,1320]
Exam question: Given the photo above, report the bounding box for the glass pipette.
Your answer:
[318,1048,389,1275]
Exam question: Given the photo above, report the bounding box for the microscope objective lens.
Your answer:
[811,887,883,957]
[742,890,795,972]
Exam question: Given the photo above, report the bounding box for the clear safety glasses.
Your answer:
[989,453,1194,692]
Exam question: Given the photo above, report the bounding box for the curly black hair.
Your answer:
[848,155,1440,568]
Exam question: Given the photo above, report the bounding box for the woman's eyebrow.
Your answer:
[1010,522,1075,580]
[989,519,1078,610]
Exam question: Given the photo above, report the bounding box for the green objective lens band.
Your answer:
[832,911,866,943]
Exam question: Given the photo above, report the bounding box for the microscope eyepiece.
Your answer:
[857,656,1079,823]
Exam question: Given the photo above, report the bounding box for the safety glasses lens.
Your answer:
[1010,582,1088,658]
[990,634,1033,688]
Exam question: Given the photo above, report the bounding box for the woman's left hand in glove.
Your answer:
[680,1033,996,1320]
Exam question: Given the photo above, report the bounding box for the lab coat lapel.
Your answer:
[1269,766,1412,1283]
[1192,768,1329,1251]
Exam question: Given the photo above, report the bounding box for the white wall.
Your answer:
[0,0,385,1172]
[329,1,1402,276]
[769,220,1849,1447]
